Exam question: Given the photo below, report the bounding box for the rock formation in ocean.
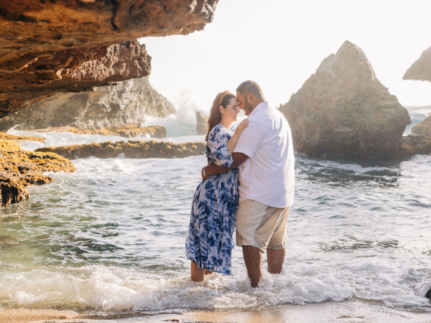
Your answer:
[403,46,431,82]
[280,41,413,160]
[0,131,44,142]
[0,137,75,207]
[33,125,167,139]
[196,111,209,135]
[0,77,175,131]
[0,0,218,117]
[412,116,431,138]
[36,140,206,160]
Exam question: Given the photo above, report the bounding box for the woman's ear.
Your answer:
[219,105,225,115]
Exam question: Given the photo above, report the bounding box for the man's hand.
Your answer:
[200,153,249,181]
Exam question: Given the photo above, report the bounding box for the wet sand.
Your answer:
[2,301,430,323]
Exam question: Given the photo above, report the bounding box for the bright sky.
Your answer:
[141,0,431,113]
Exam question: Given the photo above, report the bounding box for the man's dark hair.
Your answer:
[236,80,265,101]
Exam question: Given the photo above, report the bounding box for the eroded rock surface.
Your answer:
[403,46,431,82]
[0,77,174,131]
[196,111,209,135]
[412,116,431,138]
[0,140,75,207]
[0,41,151,117]
[280,41,412,160]
[0,0,218,117]
[34,125,166,139]
[36,140,206,160]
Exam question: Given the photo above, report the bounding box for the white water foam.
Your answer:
[1,110,430,314]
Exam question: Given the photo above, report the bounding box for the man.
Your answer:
[202,80,295,287]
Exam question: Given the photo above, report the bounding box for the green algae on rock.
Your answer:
[0,132,45,142]
[33,125,167,139]
[0,140,75,207]
[36,140,206,160]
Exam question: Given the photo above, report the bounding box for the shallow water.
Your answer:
[1,110,431,316]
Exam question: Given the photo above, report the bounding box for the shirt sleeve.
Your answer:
[233,119,264,158]
[208,126,234,167]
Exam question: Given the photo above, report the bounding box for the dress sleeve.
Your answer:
[208,126,233,167]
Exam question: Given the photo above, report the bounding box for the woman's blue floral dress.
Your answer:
[185,124,239,275]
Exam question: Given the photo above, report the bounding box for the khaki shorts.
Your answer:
[236,199,290,252]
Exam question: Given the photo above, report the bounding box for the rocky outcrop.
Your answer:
[280,41,412,160]
[0,0,218,117]
[33,125,166,139]
[403,46,431,82]
[0,140,75,207]
[0,132,44,142]
[0,40,151,118]
[412,116,431,138]
[36,140,206,159]
[0,77,175,131]
[196,111,209,135]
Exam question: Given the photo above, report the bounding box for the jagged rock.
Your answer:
[33,125,167,139]
[412,116,431,138]
[196,111,209,135]
[0,0,218,117]
[0,77,175,131]
[403,46,431,82]
[36,140,206,159]
[0,140,75,207]
[280,41,412,160]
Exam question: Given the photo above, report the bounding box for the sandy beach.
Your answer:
[2,301,431,323]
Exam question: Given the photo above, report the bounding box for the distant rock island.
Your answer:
[279,41,431,160]
[404,48,431,140]
[412,116,431,138]
[403,46,431,82]
[0,77,174,134]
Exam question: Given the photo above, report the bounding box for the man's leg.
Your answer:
[266,207,289,274]
[267,248,285,274]
[242,245,262,288]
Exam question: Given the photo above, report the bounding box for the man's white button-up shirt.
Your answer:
[234,101,295,208]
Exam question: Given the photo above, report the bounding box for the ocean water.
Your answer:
[1,108,431,317]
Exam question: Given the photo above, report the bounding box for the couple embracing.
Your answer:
[186,81,295,287]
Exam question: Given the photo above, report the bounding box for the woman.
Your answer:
[185,90,249,282]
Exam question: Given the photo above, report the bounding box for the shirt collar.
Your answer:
[249,101,268,117]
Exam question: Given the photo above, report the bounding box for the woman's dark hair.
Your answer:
[205,93,236,141]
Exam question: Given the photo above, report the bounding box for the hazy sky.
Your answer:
[141,0,431,113]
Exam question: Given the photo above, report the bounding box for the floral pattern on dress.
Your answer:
[185,124,239,275]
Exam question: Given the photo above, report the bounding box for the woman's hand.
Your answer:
[235,119,249,136]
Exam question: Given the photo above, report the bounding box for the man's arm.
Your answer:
[201,152,248,180]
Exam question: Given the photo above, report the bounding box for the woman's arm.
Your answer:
[226,119,249,156]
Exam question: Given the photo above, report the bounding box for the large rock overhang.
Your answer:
[403,46,431,82]
[0,0,218,118]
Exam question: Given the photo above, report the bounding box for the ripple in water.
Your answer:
[0,129,431,315]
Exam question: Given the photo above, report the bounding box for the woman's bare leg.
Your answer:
[191,261,206,282]
[204,269,214,275]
